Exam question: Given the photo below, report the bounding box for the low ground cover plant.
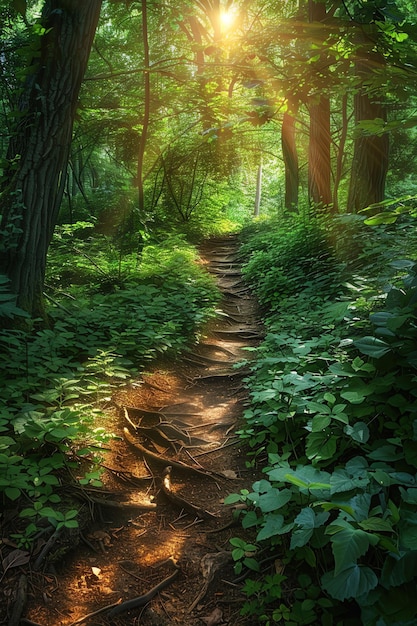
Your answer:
[227,214,417,625]
[0,225,219,546]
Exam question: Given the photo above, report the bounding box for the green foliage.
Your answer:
[0,230,219,542]
[0,274,28,319]
[228,214,417,624]
[239,217,344,310]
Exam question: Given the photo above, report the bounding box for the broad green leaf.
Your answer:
[0,436,17,450]
[311,414,331,431]
[364,212,397,226]
[368,445,404,462]
[321,565,378,600]
[291,508,329,549]
[291,526,314,549]
[5,487,21,501]
[330,469,359,495]
[250,488,292,513]
[257,514,284,541]
[307,401,332,415]
[351,357,375,373]
[353,336,391,359]
[348,493,372,522]
[242,511,258,529]
[400,488,417,505]
[345,456,369,476]
[306,431,337,462]
[399,514,417,549]
[359,517,393,532]
[381,552,417,588]
[331,526,378,574]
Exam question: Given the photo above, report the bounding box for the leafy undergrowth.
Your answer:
[0,224,219,547]
[226,213,417,625]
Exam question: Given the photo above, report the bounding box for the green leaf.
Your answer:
[368,445,404,462]
[330,469,360,495]
[63,519,78,529]
[290,507,329,549]
[311,414,331,431]
[353,336,391,358]
[381,552,417,588]
[257,514,285,541]
[256,488,293,513]
[330,526,379,575]
[321,565,378,600]
[399,517,417,550]
[344,421,370,443]
[242,510,259,529]
[359,517,393,532]
[5,486,21,501]
[306,431,337,462]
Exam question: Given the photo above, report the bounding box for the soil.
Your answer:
[2,234,266,626]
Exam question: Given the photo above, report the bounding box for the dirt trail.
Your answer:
[19,234,264,626]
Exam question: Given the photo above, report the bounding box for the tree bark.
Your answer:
[0,0,102,316]
[307,0,332,208]
[347,40,389,212]
[254,158,262,217]
[137,0,150,224]
[308,96,332,207]
[281,110,299,211]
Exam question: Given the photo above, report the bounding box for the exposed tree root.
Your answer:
[123,427,223,480]
[161,466,218,520]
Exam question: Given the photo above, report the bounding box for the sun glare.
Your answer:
[220,8,236,30]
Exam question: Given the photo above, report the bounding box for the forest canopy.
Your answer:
[2,2,417,624]
[1,0,417,315]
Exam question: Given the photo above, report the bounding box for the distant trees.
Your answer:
[0,0,416,317]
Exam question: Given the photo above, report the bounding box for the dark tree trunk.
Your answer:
[308,96,332,207]
[281,111,299,211]
[307,1,332,208]
[137,0,150,224]
[254,159,262,217]
[0,0,102,316]
[347,50,389,212]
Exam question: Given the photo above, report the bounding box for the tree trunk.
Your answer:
[281,111,299,211]
[347,44,389,212]
[307,0,332,208]
[308,96,332,207]
[254,159,262,217]
[0,0,102,316]
[137,0,150,224]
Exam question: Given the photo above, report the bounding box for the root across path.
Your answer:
[16,234,265,626]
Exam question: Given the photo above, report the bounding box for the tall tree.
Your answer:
[0,0,102,316]
[307,0,333,207]
[347,10,391,211]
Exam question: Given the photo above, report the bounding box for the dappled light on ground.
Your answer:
[22,234,264,626]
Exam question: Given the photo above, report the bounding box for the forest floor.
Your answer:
[11,233,267,626]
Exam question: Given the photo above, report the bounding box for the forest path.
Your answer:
[24,233,264,626]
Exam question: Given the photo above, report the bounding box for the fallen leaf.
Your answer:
[201,606,223,625]
[91,567,101,578]
[2,549,30,571]
[221,469,237,479]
